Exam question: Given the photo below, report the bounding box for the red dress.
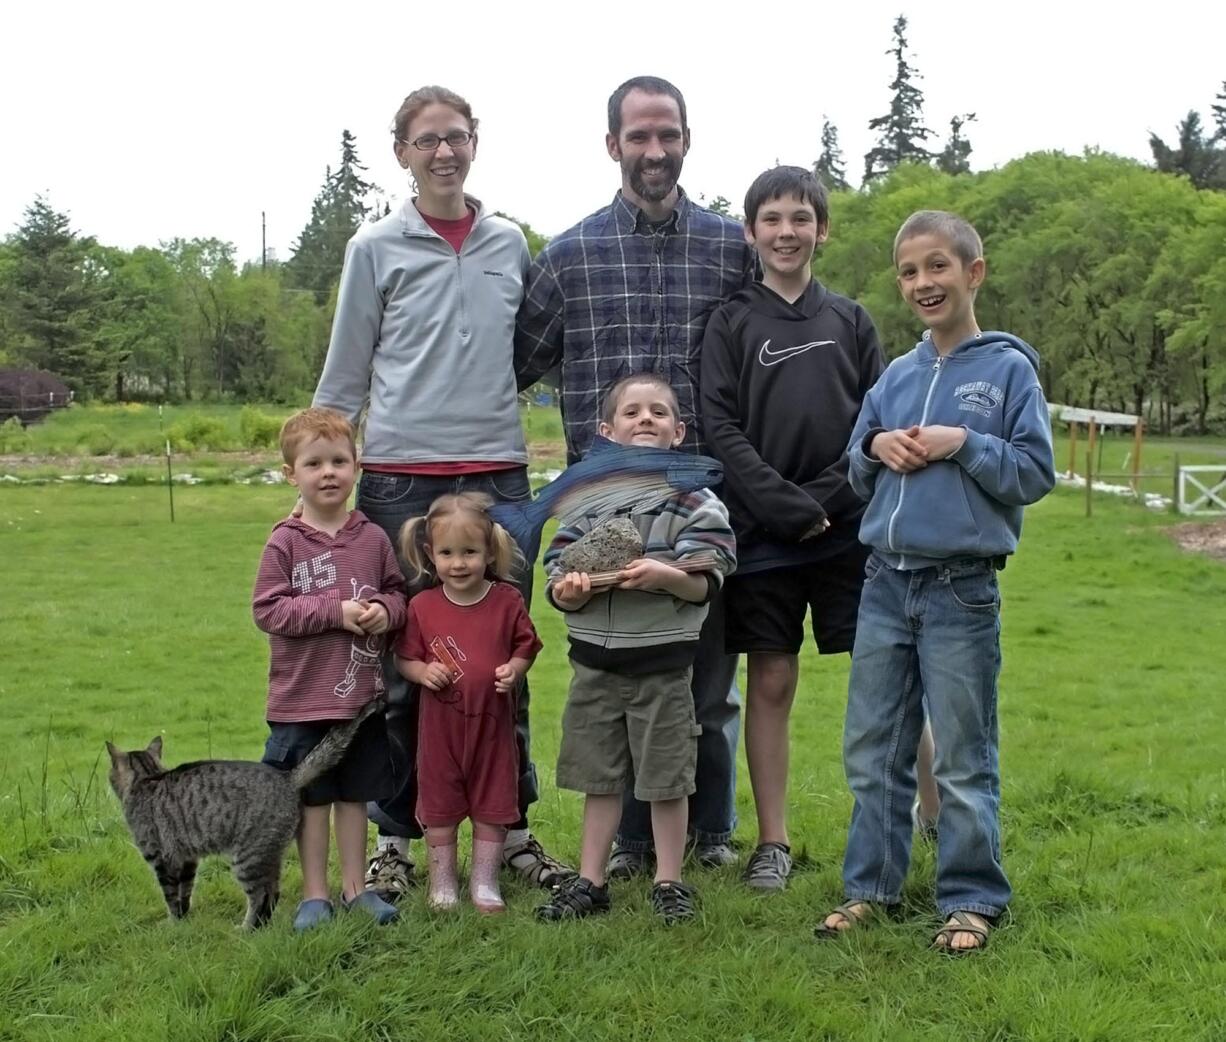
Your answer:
[395,582,542,827]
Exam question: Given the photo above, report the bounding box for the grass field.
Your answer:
[1,477,1225,1040]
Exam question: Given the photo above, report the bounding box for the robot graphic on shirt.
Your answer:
[335,578,385,698]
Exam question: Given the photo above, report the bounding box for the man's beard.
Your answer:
[627,155,682,203]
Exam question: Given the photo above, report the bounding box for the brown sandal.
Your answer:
[814,900,875,939]
[931,910,991,954]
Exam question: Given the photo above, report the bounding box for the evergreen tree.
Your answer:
[1149,110,1225,189]
[935,113,977,175]
[8,196,107,395]
[863,15,934,181]
[813,117,850,191]
[285,131,382,301]
[1212,80,1226,142]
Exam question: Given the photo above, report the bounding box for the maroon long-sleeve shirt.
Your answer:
[252,511,407,722]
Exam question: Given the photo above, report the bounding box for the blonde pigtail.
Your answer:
[398,515,436,584]
[487,521,523,582]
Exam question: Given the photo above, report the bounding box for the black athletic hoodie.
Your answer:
[699,279,885,574]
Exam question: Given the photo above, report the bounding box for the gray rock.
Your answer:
[556,516,643,573]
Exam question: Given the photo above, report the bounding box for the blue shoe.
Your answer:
[293,898,334,932]
[342,889,399,925]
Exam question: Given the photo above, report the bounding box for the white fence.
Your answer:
[1178,466,1226,515]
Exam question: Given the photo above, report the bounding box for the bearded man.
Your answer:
[515,75,755,878]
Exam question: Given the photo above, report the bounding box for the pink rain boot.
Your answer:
[469,831,507,915]
[426,834,459,911]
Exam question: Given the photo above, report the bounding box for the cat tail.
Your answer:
[289,698,385,791]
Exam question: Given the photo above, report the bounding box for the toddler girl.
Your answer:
[395,493,541,913]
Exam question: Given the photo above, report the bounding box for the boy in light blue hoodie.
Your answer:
[817,211,1055,954]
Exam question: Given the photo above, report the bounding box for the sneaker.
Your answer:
[743,842,792,891]
[650,880,697,925]
[535,876,611,922]
[503,834,577,888]
[693,842,737,869]
[607,846,654,881]
[364,847,415,901]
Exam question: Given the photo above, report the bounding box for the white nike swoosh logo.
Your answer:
[757,339,837,366]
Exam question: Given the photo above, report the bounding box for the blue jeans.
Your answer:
[841,553,1009,919]
[614,587,740,851]
[356,467,538,839]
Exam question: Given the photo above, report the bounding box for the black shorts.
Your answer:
[724,545,871,656]
[262,711,392,807]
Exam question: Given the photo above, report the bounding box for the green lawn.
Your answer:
[1,482,1224,1040]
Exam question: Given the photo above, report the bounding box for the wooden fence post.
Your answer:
[1068,421,1079,478]
[1085,419,1098,518]
[1131,419,1144,495]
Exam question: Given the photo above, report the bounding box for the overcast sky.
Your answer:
[3,0,1222,264]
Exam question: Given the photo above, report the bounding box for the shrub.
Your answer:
[74,424,117,455]
[239,406,283,450]
[0,416,32,453]
[167,414,234,453]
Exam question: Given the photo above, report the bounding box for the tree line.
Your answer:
[0,16,1222,433]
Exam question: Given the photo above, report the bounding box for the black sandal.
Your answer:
[534,876,611,922]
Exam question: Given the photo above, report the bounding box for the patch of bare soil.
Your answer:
[529,441,566,462]
[1167,519,1226,562]
[0,450,274,470]
[2,446,570,470]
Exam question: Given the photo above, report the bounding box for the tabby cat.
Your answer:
[106,699,382,929]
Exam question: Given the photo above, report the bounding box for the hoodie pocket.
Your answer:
[912,466,982,555]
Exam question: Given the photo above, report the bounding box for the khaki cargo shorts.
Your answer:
[556,662,700,801]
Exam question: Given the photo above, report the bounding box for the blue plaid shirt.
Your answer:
[515,189,756,460]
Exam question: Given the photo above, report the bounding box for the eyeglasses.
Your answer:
[402,130,474,151]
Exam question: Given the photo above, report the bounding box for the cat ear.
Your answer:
[105,741,121,763]
[147,736,163,758]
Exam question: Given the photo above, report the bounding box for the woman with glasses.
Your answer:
[313,85,573,906]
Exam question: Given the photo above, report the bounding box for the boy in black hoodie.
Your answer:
[700,167,885,891]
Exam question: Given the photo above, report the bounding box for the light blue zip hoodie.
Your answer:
[847,330,1056,569]
[314,196,529,465]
